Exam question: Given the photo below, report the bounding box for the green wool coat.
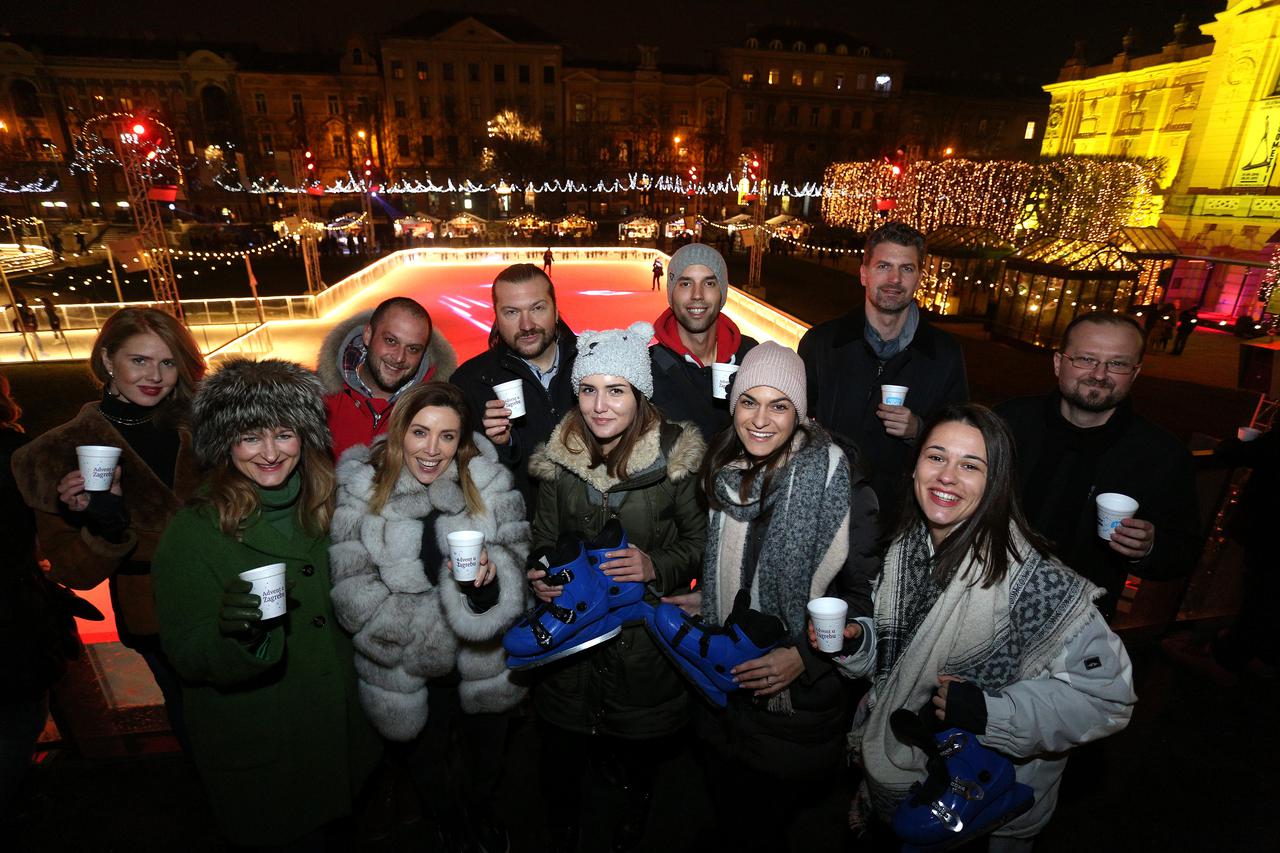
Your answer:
[527,418,707,739]
[152,500,381,846]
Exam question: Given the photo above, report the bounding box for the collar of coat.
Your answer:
[316,308,459,394]
[336,430,510,518]
[528,417,705,495]
[829,305,941,359]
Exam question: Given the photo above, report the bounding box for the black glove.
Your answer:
[219,578,264,645]
[83,491,130,543]
[937,679,988,735]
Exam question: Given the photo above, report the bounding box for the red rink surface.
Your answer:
[77,257,677,643]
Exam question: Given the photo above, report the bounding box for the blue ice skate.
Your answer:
[890,710,1035,852]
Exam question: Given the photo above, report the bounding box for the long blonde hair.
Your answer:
[368,382,485,516]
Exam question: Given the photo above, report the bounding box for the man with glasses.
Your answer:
[996,312,1200,617]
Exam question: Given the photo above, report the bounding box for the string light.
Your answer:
[0,179,59,193]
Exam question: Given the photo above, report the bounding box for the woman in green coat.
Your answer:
[524,322,707,853]
[153,358,380,848]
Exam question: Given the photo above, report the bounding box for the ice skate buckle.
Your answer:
[928,800,965,833]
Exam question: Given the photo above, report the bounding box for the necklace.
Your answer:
[98,405,153,426]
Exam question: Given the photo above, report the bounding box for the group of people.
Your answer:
[2,222,1206,852]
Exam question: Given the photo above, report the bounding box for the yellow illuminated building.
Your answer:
[1042,1,1280,315]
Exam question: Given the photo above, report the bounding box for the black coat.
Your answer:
[798,307,968,514]
[451,322,578,519]
[995,393,1201,616]
[649,334,758,443]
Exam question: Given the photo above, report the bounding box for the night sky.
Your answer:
[6,0,1228,84]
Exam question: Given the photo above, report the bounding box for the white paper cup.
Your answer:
[1095,492,1139,540]
[880,384,909,407]
[76,445,122,492]
[238,562,288,620]
[1238,427,1261,442]
[493,379,526,419]
[710,363,739,400]
[807,597,850,653]
[447,530,485,582]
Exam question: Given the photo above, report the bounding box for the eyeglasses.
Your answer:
[1059,354,1140,375]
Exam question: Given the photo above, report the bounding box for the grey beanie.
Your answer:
[192,358,332,468]
[571,321,655,398]
[666,243,729,309]
[730,341,808,421]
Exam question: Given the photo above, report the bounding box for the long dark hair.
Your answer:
[895,402,1052,588]
[561,384,659,480]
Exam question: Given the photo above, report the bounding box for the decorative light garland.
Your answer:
[0,179,59,193]
[698,215,863,255]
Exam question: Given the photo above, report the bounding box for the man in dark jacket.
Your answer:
[649,242,758,442]
[995,312,1201,617]
[798,222,968,514]
[451,264,576,518]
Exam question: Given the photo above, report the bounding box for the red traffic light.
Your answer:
[132,122,147,136]
[304,150,313,159]
[751,159,759,169]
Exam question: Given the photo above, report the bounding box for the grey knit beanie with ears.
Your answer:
[666,243,729,309]
[192,358,332,468]
[571,321,655,399]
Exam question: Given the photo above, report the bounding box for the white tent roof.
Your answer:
[723,214,752,225]
[765,214,796,226]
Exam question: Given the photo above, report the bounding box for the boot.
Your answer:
[890,709,1034,852]
[504,536,621,669]
[583,519,645,611]
[648,589,785,706]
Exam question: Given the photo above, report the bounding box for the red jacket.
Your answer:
[317,310,458,459]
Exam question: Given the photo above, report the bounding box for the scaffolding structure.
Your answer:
[112,121,182,318]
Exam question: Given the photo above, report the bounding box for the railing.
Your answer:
[0,243,56,274]
[725,286,809,349]
[55,295,317,331]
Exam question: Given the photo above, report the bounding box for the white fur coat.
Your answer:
[329,436,531,741]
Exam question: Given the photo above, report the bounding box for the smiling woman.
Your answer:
[151,358,380,847]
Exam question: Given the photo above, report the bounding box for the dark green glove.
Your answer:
[219,578,264,645]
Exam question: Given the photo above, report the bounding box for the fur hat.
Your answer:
[666,243,729,309]
[571,321,655,399]
[192,358,331,468]
[730,341,808,421]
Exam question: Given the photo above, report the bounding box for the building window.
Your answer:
[543,65,556,84]
[327,94,340,115]
[519,64,530,84]
[765,104,776,126]
[469,97,481,120]
[254,92,267,114]
[705,101,719,124]
[857,73,866,90]
[291,93,304,115]
[851,110,862,130]
[742,70,754,84]
[873,111,886,131]
[813,70,824,87]
[810,106,821,127]
[830,108,841,128]
[874,73,892,93]
[835,73,845,91]
[744,102,756,124]
[394,98,407,118]
[391,60,404,79]
[678,108,689,125]
[767,68,779,85]
[468,63,480,83]
[1024,120,1037,140]
[397,133,409,156]
[791,69,803,86]
[446,135,458,159]
[574,100,587,123]
[353,48,363,64]
[788,105,799,126]
[259,133,273,155]
[419,96,431,119]
[443,96,457,122]
[417,61,428,81]
[543,102,556,123]
[443,62,455,82]
[422,134,434,158]
[331,134,344,159]
[494,64,506,83]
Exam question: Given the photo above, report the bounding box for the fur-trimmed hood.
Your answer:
[316,308,458,394]
[527,416,705,495]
